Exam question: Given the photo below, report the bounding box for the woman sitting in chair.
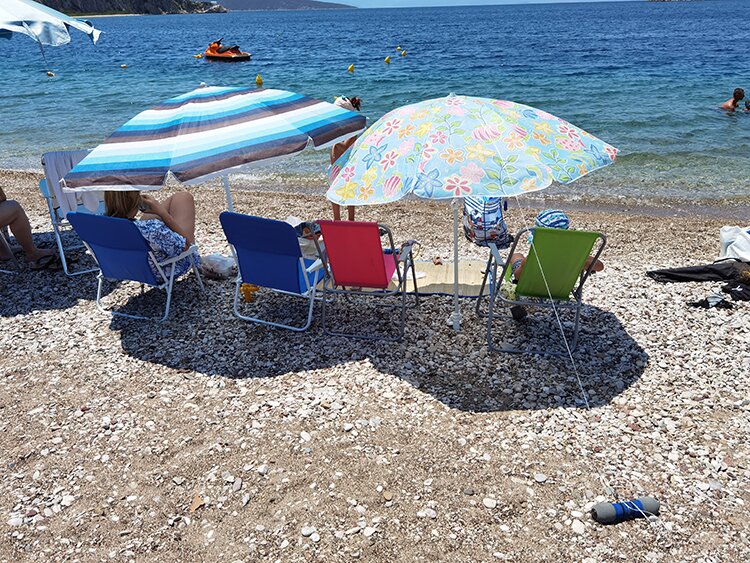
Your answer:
[104,191,200,277]
[510,209,604,281]
[0,186,57,269]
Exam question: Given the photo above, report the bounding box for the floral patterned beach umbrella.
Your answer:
[327,94,617,205]
[327,94,617,331]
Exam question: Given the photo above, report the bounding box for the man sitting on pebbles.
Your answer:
[0,186,57,269]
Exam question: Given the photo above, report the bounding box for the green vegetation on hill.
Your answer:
[39,1,226,15]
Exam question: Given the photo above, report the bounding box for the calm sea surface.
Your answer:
[1,0,749,203]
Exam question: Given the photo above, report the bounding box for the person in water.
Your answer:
[330,96,362,222]
[720,88,744,111]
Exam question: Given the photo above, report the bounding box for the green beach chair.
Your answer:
[484,226,606,356]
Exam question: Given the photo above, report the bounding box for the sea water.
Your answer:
[0,0,748,203]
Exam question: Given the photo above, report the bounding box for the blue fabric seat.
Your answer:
[220,212,324,331]
[67,213,203,321]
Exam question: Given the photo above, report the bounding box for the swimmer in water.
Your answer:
[720,88,744,111]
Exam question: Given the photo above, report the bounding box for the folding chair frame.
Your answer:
[318,223,419,342]
[228,242,324,332]
[0,226,21,275]
[89,243,204,322]
[484,227,606,356]
[39,178,98,277]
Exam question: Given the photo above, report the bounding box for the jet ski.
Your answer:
[204,38,251,62]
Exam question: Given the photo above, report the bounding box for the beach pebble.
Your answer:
[571,520,586,535]
[534,473,547,483]
[483,498,497,509]
[417,508,437,519]
[301,525,316,537]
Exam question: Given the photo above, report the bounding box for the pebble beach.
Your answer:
[1,168,749,561]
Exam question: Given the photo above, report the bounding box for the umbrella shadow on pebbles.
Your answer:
[113,280,648,413]
[0,233,106,317]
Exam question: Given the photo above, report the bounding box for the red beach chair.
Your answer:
[316,221,419,341]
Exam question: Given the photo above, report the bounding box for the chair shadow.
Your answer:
[113,280,648,413]
[0,229,114,317]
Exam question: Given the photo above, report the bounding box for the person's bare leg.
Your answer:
[163,192,196,245]
[332,203,342,221]
[347,205,355,221]
[0,200,52,262]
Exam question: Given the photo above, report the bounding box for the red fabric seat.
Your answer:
[317,220,396,289]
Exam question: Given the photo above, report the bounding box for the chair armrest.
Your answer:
[306,258,324,273]
[158,245,199,267]
[398,244,414,263]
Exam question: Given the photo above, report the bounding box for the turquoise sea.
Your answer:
[1,0,749,203]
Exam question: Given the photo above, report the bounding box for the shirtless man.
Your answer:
[720,88,744,111]
[330,96,361,221]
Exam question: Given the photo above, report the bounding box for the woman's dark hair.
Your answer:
[733,88,745,101]
[349,96,362,111]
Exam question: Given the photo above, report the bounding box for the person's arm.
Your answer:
[140,194,193,244]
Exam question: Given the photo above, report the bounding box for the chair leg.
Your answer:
[232,278,316,332]
[475,254,495,318]
[53,220,97,277]
[159,267,177,322]
[191,255,204,291]
[0,229,20,274]
[95,274,175,322]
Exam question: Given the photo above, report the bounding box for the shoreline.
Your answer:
[5,166,748,222]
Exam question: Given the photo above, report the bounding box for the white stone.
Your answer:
[571,519,586,535]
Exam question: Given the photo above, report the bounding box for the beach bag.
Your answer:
[463,197,511,248]
[719,226,750,262]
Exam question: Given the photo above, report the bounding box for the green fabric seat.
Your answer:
[480,226,606,356]
[515,228,601,301]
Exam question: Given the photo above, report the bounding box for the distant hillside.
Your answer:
[220,0,352,10]
[39,1,226,15]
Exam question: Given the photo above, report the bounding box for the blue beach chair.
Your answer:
[67,213,203,321]
[220,212,324,331]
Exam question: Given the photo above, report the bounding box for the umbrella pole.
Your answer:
[448,197,461,331]
[222,175,235,212]
[37,41,51,73]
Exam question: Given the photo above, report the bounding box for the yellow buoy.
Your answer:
[396,45,401,50]
[401,50,407,57]
[46,71,54,77]
[255,74,263,87]
[384,56,391,64]
[120,64,127,69]
[194,53,203,59]
[347,63,355,73]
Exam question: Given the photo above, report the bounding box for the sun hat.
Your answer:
[535,209,570,230]
[528,209,570,243]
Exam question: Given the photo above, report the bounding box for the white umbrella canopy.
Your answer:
[0,0,101,47]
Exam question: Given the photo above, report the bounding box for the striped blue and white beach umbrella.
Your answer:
[62,86,366,208]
